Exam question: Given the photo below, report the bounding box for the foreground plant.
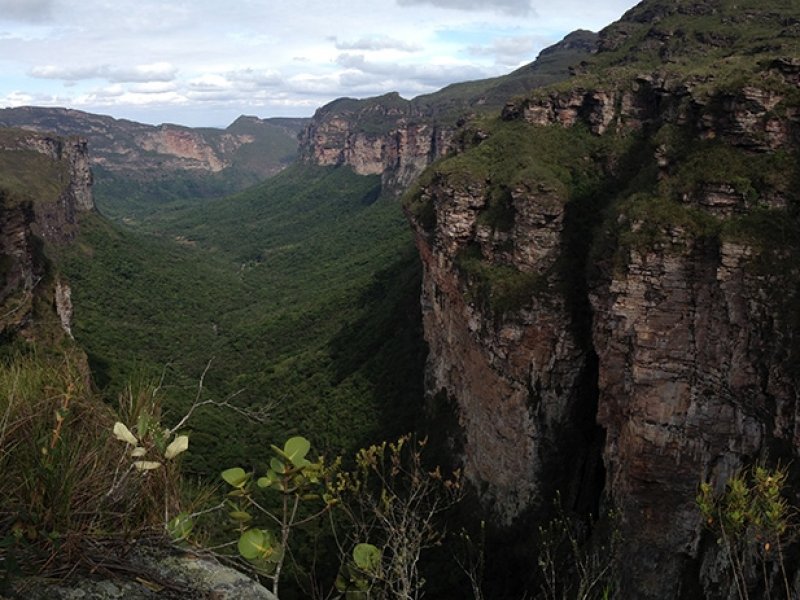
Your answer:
[0,352,193,585]
[697,464,796,600]
[220,436,337,598]
[331,435,464,600]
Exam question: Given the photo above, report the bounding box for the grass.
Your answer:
[0,351,187,585]
[456,244,544,315]
[0,131,69,206]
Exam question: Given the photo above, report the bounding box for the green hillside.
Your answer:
[58,165,426,475]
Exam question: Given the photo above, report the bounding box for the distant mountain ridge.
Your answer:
[0,107,308,218]
[298,30,598,191]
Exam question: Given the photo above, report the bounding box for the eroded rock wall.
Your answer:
[409,73,800,598]
[0,132,93,339]
[299,113,453,192]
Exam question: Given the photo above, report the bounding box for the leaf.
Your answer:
[164,435,189,459]
[113,422,138,445]
[134,460,162,471]
[335,573,348,592]
[167,513,193,540]
[131,446,147,457]
[256,476,272,489]
[353,543,381,574]
[283,436,311,465]
[221,467,249,488]
[270,457,286,474]
[238,528,274,561]
[229,511,253,523]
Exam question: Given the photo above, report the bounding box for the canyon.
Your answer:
[2,0,800,597]
[301,0,800,597]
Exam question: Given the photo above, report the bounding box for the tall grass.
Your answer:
[0,351,186,579]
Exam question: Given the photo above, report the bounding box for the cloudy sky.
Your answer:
[0,0,638,127]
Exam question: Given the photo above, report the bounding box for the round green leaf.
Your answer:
[270,457,286,474]
[222,467,249,488]
[238,528,273,561]
[283,436,311,465]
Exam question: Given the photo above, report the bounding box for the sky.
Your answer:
[0,0,639,128]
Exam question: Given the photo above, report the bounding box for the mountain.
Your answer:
[0,107,307,219]
[397,0,800,597]
[298,30,598,192]
[5,0,800,596]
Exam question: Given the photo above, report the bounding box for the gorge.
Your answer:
[2,0,800,598]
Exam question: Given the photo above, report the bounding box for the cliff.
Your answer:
[298,31,598,192]
[0,129,94,341]
[403,0,800,597]
[0,108,307,218]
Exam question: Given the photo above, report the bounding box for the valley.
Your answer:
[2,0,800,598]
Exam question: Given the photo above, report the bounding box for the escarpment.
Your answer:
[298,95,454,191]
[0,129,94,340]
[402,0,800,597]
[298,31,599,194]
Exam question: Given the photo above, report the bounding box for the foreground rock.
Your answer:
[8,546,277,600]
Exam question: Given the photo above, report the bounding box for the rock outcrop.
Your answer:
[299,31,598,194]
[0,108,308,215]
[403,1,800,597]
[12,546,278,600]
[0,130,94,340]
[299,97,453,191]
[0,107,304,180]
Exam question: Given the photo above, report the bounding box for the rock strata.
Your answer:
[407,21,800,600]
[0,131,93,339]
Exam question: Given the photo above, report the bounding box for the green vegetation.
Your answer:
[220,435,336,598]
[456,245,544,315]
[58,164,427,478]
[587,0,800,91]
[697,465,796,599]
[0,131,69,205]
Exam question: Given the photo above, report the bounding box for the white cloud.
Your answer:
[396,0,533,16]
[336,52,489,87]
[29,62,178,83]
[0,0,639,125]
[467,35,546,67]
[334,35,420,52]
[227,68,283,88]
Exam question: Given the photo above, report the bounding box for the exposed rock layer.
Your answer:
[298,31,599,193]
[407,36,800,600]
[0,131,94,339]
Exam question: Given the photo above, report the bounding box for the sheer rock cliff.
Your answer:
[406,7,800,599]
[0,130,94,340]
[298,2,800,596]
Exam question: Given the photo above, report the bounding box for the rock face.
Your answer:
[0,107,304,179]
[0,108,308,215]
[13,546,278,600]
[298,32,598,193]
[299,108,452,191]
[403,1,800,597]
[0,130,94,340]
[409,174,602,525]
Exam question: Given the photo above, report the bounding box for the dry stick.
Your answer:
[168,360,265,435]
[719,521,748,600]
[776,535,791,600]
